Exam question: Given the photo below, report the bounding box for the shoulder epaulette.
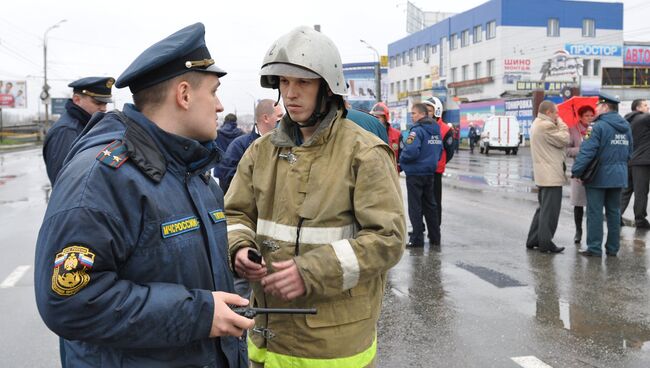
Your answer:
[95,140,129,169]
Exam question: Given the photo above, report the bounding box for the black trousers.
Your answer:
[632,165,650,223]
[620,165,634,216]
[526,186,562,250]
[406,175,439,244]
[434,172,443,227]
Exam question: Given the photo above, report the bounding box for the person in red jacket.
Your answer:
[371,102,401,171]
[423,97,454,244]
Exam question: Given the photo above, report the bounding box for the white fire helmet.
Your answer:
[259,26,347,96]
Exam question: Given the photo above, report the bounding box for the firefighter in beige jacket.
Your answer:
[225,26,406,368]
[526,101,570,254]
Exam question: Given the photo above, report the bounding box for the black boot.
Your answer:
[574,228,582,244]
[574,206,583,244]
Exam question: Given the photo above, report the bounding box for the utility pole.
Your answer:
[360,39,381,103]
[42,19,66,125]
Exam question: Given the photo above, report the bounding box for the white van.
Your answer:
[479,115,521,155]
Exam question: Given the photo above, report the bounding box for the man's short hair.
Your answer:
[632,99,646,112]
[132,72,204,111]
[603,102,618,112]
[538,100,556,115]
[224,113,237,123]
[255,99,276,122]
[412,103,428,116]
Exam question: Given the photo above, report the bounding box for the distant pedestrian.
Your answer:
[468,122,478,153]
[620,99,650,228]
[218,99,283,194]
[566,105,595,244]
[215,112,244,153]
[42,77,114,185]
[400,102,443,247]
[526,101,569,254]
[572,93,632,257]
[452,124,460,153]
[371,102,401,170]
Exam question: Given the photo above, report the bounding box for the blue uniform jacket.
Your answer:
[572,111,633,188]
[399,118,442,176]
[217,130,260,193]
[34,103,246,368]
[42,99,91,185]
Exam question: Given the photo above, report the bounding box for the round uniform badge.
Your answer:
[51,245,96,296]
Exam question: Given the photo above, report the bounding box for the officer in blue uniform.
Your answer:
[34,23,254,367]
[572,92,633,257]
[399,102,443,247]
[43,76,115,185]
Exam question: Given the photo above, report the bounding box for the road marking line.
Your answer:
[0,265,31,288]
[511,356,554,368]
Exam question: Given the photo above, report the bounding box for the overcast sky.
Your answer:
[0,0,647,119]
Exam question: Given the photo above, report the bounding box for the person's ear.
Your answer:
[175,81,191,110]
[72,94,81,105]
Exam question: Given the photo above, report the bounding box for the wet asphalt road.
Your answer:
[1,147,649,367]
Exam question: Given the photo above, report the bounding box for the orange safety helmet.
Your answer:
[370,102,390,122]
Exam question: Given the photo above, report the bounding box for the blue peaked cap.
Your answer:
[68,76,115,103]
[116,23,226,93]
[597,92,620,105]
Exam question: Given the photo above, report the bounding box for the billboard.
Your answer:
[0,80,27,109]
[459,100,505,138]
[504,98,533,139]
[623,45,650,66]
[564,44,622,57]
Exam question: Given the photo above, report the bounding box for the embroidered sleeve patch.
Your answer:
[161,216,201,238]
[52,245,95,296]
[96,140,129,169]
[406,132,416,144]
[209,209,226,224]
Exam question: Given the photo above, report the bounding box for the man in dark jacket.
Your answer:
[620,99,650,228]
[572,93,633,257]
[215,113,244,153]
[400,103,443,247]
[34,23,254,367]
[42,77,114,185]
[218,99,283,194]
[468,122,478,153]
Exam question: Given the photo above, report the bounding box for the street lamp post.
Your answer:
[42,19,66,124]
[360,39,381,103]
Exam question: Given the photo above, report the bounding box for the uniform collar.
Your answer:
[271,103,339,147]
[65,99,92,125]
[122,104,220,181]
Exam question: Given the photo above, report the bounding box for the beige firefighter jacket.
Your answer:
[225,105,406,366]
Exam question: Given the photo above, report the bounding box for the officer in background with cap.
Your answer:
[572,92,633,257]
[34,23,253,367]
[43,76,114,185]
